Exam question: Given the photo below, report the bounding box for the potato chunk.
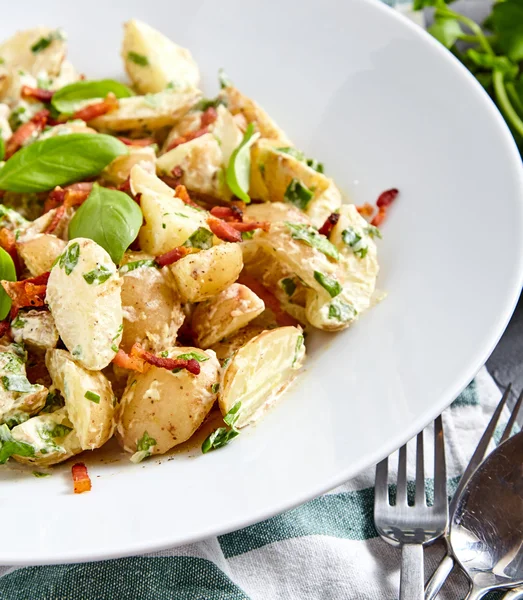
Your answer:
[17,233,66,277]
[46,238,123,370]
[46,349,116,450]
[116,347,220,457]
[192,284,264,348]
[11,310,59,353]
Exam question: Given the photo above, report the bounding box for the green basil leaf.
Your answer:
[428,17,463,48]
[281,277,297,297]
[284,178,314,210]
[69,183,143,264]
[83,265,112,285]
[0,424,34,464]
[51,80,134,115]
[492,0,523,63]
[0,137,5,162]
[2,374,39,393]
[127,51,149,66]
[285,222,339,261]
[119,259,158,274]
[84,390,100,404]
[0,247,16,320]
[0,134,128,193]
[223,401,242,428]
[58,242,80,275]
[328,298,357,321]
[226,123,259,203]
[201,426,240,454]
[183,227,214,250]
[313,271,342,298]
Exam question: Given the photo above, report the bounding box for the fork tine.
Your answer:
[397,444,408,505]
[375,458,389,506]
[499,388,523,445]
[449,383,511,514]
[433,416,447,509]
[415,430,425,506]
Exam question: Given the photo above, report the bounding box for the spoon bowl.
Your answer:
[451,431,523,599]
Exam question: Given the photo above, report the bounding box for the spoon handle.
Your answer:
[465,586,487,600]
[502,589,523,600]
[424,554,455,600]
[400,544,424,600]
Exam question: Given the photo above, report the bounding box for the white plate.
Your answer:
[1,0,522,565]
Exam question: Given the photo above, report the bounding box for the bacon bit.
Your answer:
[4,109,49,159]
[44,182,93,213]
[376,188,399,209]
[356,203,374,219]
[174,184,202,210]
[371,207,387,227]
[155,246,191,268]
[21,85,54,102]
[73,93,119,122]
[171,165,183,180]
[131,344,200,375]
[1,272,50,313]
[72,463,91,494]
[44,187,66,213]
[118,177,132,194]
[230,221,270,233]
[200,106,218,128]
[210,205,243,222]
[117,136,156,147]
[318,213,340,236]
[0,320,10,338]
[43,205,66,234]
[160,175,183,190]
[112,349,145,373]
[165,127,209,152]
[238,274,299,327]
[207,216,242,243]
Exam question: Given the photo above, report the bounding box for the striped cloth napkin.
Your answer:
[0,367,509,599]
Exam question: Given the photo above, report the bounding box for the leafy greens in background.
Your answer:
[414,0,523,154]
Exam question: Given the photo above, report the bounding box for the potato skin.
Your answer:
[116,347,220,455]
[168,243,243,303]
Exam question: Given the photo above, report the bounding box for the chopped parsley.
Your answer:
[127,51,149,66]
[211,383,220,394]
[119,259,158,274]
[31,30,64,54]
[285,222,339,261]
[33,471,50,478]
[0,424,34,464]
[194,97,226,112]
[59,242,80,275]
[313,271,342,298]
[284,178,314,210]
[365,225,382,239]
[342,227,368,259]
[10,314,26,329]
[130,431,157,463]
[45,423,73,439]
[202,401,242,454]
[280,277,297,297]
[328,298,357,322]
[84,390,100,404]
[241,230,256,240]
[223,401,241,428]
[306,158,324,173]
[41,390,64,413]
[183,227,214,250]
[172,352,210,372]
[83,265,112,285]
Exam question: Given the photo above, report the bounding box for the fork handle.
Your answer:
[400,544,424,600]
[424,554,455,600]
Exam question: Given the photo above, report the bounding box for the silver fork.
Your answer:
[425,384,523,600]
[375,417,447,599]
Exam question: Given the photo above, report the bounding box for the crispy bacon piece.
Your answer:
[112,349,145,373]
[43,205,66,234]
[117,136,156,147]
[0,320,10,338]
[44,182,93,213]
[371,207,387,227]
[238,274,299,327]
[376,188,399,208]
[356,203,374,219]
[230,221,270,233]
[207,217,242,243]
[73,93,118,122]
[210,205,243,222]
[21,85,54,102]
[44,187,66,213]
[165,127,209,152]
[72,463,91,494]
[155,246,191,268]
[0,228,17,259]
[173,184,202,210]
[318,213,340,236]
[131,343,200,375]
[1,272,50,315]
[4,109,49,159]
[159,175,183,191]
[200,106,218,128]
[118,177,132,195]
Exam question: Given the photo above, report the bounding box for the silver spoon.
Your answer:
[450,430,523,599]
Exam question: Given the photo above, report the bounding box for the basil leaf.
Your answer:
[492,0,523,62]
[51,80,134,115]
[84,390,100,404]
[2,374,39,393]
[119,259,158,274]
[226,123,259,203]
[83,265,112,285]
[69,183,143,264]
[0,424,34,464]
[58,242,80,275]
[183,227,214,250]
[284,178,314,210]
[285,222,339,261]
[201,427,240,454]
[0,137,4,162]
[281,277,297,297]
[313,271,342,298]
[0,134,128,193]
[127,51,149,66]
[328,298,357,322]
[223,401,241,428]
[0,247,16,320]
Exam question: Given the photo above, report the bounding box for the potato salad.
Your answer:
[0,20,391,475]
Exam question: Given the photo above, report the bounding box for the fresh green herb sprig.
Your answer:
[201,401,242,453]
